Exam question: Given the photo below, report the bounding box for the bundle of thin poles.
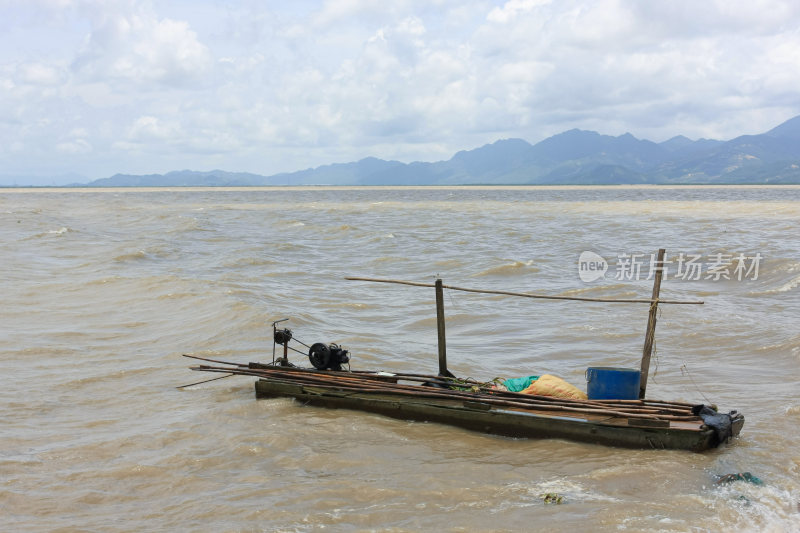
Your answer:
[183,354,703,423]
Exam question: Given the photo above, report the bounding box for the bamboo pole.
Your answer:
[344,277,703,305]
[182,353,248,366]
[188,360,697,414]
[191,364,699,420]
[176,373,234,389]
[639,248,665,399]
[435,278,454,377]
[194,365,700,421]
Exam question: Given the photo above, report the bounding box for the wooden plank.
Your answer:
[252,379,716,451]
[628,418,670,428]
[463,400,492,411]
[255,380,304,398]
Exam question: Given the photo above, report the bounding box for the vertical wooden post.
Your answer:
[435,278,454,377]
[640,248,665,399]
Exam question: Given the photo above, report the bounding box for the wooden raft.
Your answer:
[185,355,741,452]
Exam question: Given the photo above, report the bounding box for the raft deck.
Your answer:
[187,357,744,452]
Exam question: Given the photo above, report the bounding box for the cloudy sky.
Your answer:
[2,0,800,184]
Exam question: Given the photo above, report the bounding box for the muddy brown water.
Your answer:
[1,186,798,532]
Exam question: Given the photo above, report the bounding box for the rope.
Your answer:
[345,276,704,305]
[651,306,663,382]
[680,362,711,405]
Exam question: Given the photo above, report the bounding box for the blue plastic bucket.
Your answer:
[586,367,641,400]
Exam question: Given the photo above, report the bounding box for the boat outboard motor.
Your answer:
[308,343,350,371]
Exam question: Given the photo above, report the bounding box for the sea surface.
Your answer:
[1,186,798,532]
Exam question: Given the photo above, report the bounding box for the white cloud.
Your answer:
[127,115,180,141]
[56,138,92,154]
[2,0,800,181]
[312,0,407,28]
[487,0,552,24]
[18,62,65,85]
[71,6,212,87]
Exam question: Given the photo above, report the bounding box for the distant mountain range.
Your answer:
[88,115,800,186]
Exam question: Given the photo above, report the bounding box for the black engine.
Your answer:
[271,318,350,370]
[308,343,350,371]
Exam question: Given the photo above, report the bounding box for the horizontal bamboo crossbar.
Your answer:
[345,277,704,305]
